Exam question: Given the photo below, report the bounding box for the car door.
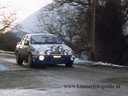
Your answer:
[22,36,30,58]
[17,36,27,57]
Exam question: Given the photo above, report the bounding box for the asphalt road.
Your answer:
[0,52,128,96]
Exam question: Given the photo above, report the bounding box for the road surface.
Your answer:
[0,52,128,96]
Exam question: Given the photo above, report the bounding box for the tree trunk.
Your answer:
[94,0,124,64]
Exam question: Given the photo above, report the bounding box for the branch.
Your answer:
[48,0,89,11]
[0,13,17,34]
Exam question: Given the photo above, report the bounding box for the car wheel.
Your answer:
[16,52,23,65]
[28,53,34,67]
[65,62,73,67]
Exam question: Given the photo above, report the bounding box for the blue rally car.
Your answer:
[15,33,75,67]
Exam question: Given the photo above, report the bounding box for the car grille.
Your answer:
[51,51,62,55]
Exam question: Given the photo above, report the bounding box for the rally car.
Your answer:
[15,33,75,67]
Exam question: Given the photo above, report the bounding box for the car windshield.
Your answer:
[30,35,63,44]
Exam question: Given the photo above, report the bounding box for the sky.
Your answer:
[0,0,53,21]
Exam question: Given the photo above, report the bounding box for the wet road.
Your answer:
[0,52,128,96]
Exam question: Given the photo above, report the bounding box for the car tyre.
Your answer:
[65,62,73,67]
[16,52,23,65]
[28,53,34,67]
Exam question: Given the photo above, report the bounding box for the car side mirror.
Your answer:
[24,40,29,45]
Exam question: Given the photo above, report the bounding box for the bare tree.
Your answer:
[0,6,17,34]
[36,0,128,61]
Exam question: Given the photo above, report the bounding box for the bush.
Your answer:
[0,32,20,51]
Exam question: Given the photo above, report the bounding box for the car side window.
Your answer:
[20,36,26,45]
[24,36,30,45]
[19,35,29,45]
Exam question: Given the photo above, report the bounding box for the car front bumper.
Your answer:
[32,55,75,64]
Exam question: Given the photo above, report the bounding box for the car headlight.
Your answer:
[57,45,63,52]
[32,51,45,55]
[39,56,45,61]
[51,46,57,52]
[45,50,52,55]
[32,51,39,55]
[39,51,45,55]
[63,50,73,55]
[63,49,69,55]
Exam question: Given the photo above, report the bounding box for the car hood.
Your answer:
[29,44,72,51]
